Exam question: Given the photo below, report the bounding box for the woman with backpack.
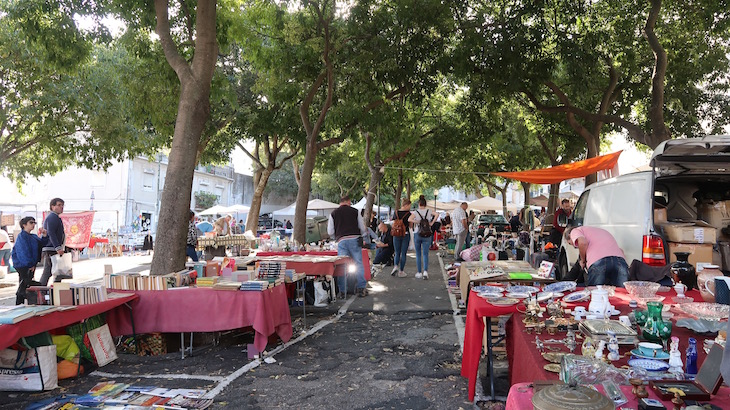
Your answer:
[409,195,436,279]
[390,198,412,277]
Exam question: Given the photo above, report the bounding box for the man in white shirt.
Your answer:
[451,202,468,261]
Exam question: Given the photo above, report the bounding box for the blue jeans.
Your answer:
[392,235,410,271]
[186,245,199,262]
[0,249,14,272]
[337,237,366,294]
[587,256,630,287]
[414,234,430,273]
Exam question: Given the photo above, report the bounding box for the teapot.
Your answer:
[588,285,610,318]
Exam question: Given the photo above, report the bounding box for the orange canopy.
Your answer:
[493,151,622,184]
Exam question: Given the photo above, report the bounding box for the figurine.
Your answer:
[629,378,649,399]
[582,337,596,357]
[607,331,620,361]
[668,336,683,374]
[535,336,544,352]
[566,328,577,352]
[594,340,606,360]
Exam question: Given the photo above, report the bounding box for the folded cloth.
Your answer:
[628,259,671,282]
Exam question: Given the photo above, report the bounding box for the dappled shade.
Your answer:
[493,151,622,184]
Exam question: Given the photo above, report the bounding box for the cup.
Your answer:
[574,311,584,321]
[638,342,663,357]
[574,306,587,315]
[619,315,632,328]
[674,283,687,297]
[713,277,730,305]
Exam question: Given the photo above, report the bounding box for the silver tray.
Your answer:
[581,319,637,336]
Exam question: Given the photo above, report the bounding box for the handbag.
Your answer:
[0,345,58,391]
[51,253,73,280]
[86,324,117,367]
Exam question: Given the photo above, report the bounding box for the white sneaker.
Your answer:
[415,272,423,279]
[391,267,399,276]
[423,271,428,280]
[397,270,407,278]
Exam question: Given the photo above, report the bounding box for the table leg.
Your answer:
[181,333,185,359]
[125,302,139,355]
[486,317,495,401]
[301,278,306,329]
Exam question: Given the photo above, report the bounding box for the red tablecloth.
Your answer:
[0,294,138,350]
[461,288,714,401]
[255,250,371,280]
[88,237,109,249]
[106,286,292,353]
[506,382,730,409]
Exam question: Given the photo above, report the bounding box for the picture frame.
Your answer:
[649,343,724,401]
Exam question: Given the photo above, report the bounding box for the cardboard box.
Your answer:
[668,242,714,270]
[653,208,667,224]
[698,200,730,241]
[660,221,716,244]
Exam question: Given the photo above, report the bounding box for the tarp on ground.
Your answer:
[467,197,519,214]
[492,151,622,184]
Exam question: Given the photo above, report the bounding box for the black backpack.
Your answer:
[416,210,432,238]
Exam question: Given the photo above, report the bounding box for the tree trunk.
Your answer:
[395,169,403,209]
[645,0,671,149]
[293,138,317,243]
[364,170,383,226]
[406,179,412,200]
[246,168,273,233]
[522,182,531,206]
[150,0,217,276]
[584,137,600,186]
[548,183,560,215]
[474,189,484,199]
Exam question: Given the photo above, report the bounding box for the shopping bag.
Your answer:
[86,324,117,367]
[313,281,330,307]
[0,345,58,391]
[51,253,73,279]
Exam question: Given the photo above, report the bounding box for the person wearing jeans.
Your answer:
[566,226,630,287]
[409,196,436,279]
[390,199,412,277]
[328,196,368,297]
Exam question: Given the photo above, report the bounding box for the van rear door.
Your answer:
[651,136,730,176]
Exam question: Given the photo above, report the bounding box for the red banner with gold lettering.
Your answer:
[43,211,95,249]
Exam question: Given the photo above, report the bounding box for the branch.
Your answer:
[154,0,191,80]
[236,141,265,170]
[644,0,670,146]
[381,128,436,165]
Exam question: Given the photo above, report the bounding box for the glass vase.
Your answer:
[642,301,672,345]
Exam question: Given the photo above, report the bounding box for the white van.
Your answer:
[557,136,730,279]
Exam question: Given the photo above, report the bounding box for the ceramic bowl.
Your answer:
[624,281,661,299]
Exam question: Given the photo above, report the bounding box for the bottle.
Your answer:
[686,337,698,375]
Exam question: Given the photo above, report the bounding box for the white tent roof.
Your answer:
[226,204,250,213]
[273,203,317,218]
[352,197,367,210]
[198,205,231,216]
[467,197,519,213]
[306,198,340,210]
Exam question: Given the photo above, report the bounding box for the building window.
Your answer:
[143,174,154,191]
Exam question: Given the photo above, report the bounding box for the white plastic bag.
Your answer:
[0,345,58,391]
[313,281,330,307]
[51,253,73,279]
[87,324,117,367]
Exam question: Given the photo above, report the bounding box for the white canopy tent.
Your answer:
[197,205,231,216]
[306,198,340,210]
[272,203,317,223]
[467,196,519,214]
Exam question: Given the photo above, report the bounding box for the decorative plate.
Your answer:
[543,363,561,373]
[544,281,577,293]
[472,285,504,294]
[563,290,591,303]
[477,292,503,299]
[536,292,554,302]
[505,292,530,299]
[675,318,727,334]
[486,297,519,306]
[628,358,670,372]
[630,348,670,360]
[542,352,565,364]
[506,285,540,294]
[552,292,565,298]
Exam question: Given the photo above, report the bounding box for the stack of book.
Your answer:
[52,283,109,305]
[0,305,73,324]
[239,280,270,291]
[104,270,194,291]
[256,261,285,280]
[196,276,220,288]
[212,281,243,291]
[284,270,307,283]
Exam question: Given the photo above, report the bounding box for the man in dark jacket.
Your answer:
[40,198,68,285]
[372,222,394,266]
[327,196,368,297]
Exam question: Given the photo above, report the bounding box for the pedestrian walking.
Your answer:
[0,227,14,273]
[12,217,49,304]
[40,198,68,285]
[328,196,368,297]
[451,202,468,261]
[390,199,412,277]
[186,210,199,262]
[409,195,436,279]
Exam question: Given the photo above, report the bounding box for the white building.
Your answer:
[0,155,244,235]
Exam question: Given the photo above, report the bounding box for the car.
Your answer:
[475,213,510,237]
[557,136,730,280]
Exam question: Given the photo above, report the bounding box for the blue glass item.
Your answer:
[686,337,698,375]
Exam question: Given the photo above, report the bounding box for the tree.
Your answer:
[194,191,219,210]
[0,4,153,182]
[149,0,220,275]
